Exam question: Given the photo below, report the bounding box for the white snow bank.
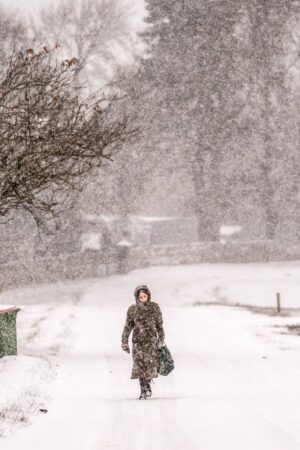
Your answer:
[0,278,94,305]
[17,303,77,357]
[107,261,300,309]
[0,296,80,438]
[0,356,52,438]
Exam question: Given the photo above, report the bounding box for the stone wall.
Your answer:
[126,241,300,270]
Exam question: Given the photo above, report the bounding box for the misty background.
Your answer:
[1,0,300,289]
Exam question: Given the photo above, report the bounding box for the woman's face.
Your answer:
[138,291,149,303]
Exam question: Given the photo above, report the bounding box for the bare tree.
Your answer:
[0,46,138,228]
[0,6,28,67]
[31,0,146,89]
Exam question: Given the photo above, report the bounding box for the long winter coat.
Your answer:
[121,285,165,380]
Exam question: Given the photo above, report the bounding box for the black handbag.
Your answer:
[157,344,175,376]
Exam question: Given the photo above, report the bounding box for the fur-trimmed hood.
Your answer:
[134,285,151,303]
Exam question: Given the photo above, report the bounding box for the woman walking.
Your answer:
[121,285,165,399]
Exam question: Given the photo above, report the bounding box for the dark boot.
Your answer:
[139,378,147,400]
[144,379,152,397]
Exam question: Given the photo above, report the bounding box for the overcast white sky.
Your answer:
[0,0,147,28]
[1,0,52,14]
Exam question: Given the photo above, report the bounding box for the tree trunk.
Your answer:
[192,147,221,241]
[249,1,278,239]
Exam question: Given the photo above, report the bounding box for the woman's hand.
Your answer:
[121,343,130,353]
[157,340,165,349]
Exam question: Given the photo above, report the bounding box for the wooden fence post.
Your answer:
[276,292,281,313]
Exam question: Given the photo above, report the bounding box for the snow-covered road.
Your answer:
[2,264,300,449]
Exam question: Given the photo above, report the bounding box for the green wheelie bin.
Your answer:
[0,306,21,358]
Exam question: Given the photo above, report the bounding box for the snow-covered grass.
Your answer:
[119,261,300,309]
[0,356,52,438]
[0,281,86,438]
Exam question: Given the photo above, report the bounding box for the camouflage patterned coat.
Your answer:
[121,285,165,380]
